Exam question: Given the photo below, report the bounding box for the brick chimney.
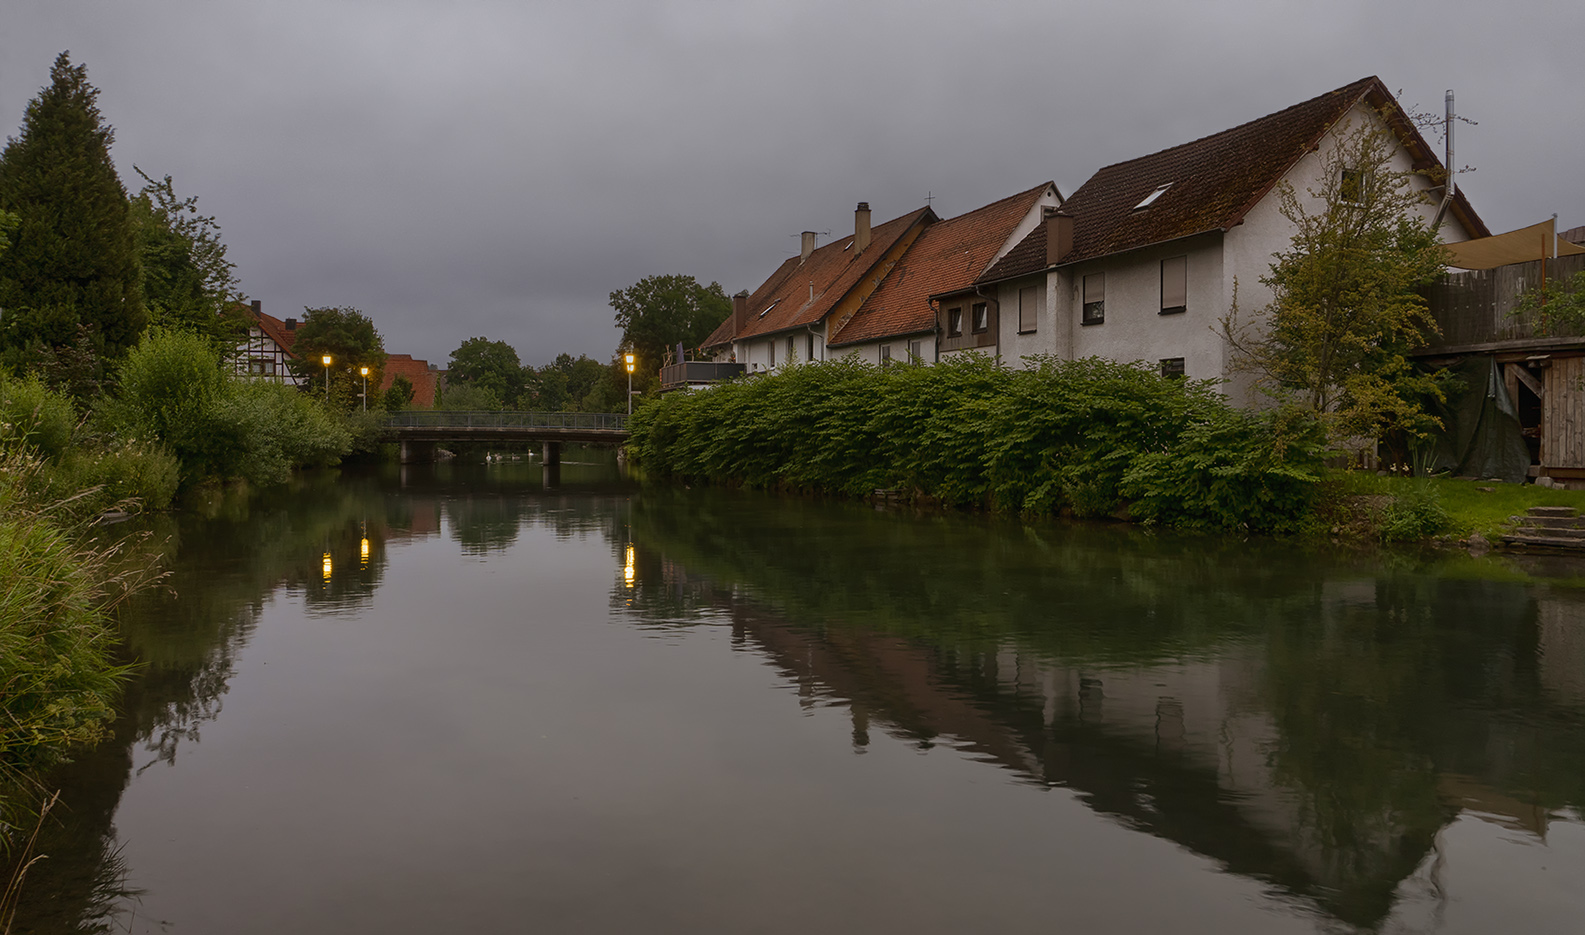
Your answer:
[1045,207,1074,266]
[855,202,872,253]
[732,290,750,337]
[250,299,262,316]
[284,317,298,331]
[800,231,817,264]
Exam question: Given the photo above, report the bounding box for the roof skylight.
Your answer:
[759,300,779,318]
[1134,184,1172,210]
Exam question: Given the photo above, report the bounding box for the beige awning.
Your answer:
[1444,218,1585,270]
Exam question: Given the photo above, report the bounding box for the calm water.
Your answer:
[10,453,1585,934]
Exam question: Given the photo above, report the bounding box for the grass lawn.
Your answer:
[1323,470,1585,540]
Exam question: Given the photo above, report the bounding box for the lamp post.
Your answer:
[360,366,369,412]
[322,355,333,403]
[624,353,635,415]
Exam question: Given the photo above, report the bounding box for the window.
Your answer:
[880,344,893,363]
[947,306,963,337]
[1160,256,1187,315]
[768,338,776,367]
[971,302,989,334]
[1340,168,1365,205]
[1133,183,1172,210]
[1082,273,1105,325]
[1160,358,1185,380]
[787,335,795,363]
[907,339,925,361]
[1018,285,1039,333]
[806,333,815,361]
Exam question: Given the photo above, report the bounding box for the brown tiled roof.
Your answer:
[829,183,1055,347]
[702,206,935,350]
[980,76,1488,284]
[379,354,439,409]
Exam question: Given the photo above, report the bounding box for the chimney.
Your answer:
[1045,207,1074,266]
[284,317,298,331]
[250,299,262,316]
[855,202,872,253]
[800,231,817,263]
[732,289,749,336]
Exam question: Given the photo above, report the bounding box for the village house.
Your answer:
[236,300,308,387]
[691,77,1488,401]
[377,353,443,410]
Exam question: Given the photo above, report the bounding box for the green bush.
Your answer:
[628,355,1326,532]
[1379,483,1449,542]
[0,370,75,460]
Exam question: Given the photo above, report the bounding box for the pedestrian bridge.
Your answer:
[382,411,630,463]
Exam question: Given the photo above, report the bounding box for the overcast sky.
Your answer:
[4,0,1581,366]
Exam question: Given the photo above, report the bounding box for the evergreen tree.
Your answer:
[0,52,144,361]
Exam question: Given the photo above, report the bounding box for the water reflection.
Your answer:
[7,463,1584,933]
[618,489,1585,930]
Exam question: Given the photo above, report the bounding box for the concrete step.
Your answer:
[1511,525,1585,539]
[1527,506,1579,518]
[1510,515,1585,530]
[1502,533,1585,549]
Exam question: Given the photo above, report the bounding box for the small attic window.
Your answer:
[759,300,779,318]
[844,241,852,251]
[1134,184,1172,210]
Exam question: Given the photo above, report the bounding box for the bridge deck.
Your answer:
[382,411,629,444]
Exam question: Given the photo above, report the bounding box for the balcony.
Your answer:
[659,360,746,392]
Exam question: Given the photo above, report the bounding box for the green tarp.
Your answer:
[1427,356,1531,483]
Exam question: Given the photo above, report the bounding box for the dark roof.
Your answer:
[247,305,301,356]
[702,206,935,349]
[980,76,1489,284]
[828,184,1056,347]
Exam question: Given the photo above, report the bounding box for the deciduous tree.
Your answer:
[0,53,144,360]
[131,168,243,342]
[1222,117,1449,451]
[447,337,524,407]
[288,306,386,409]
[608,275,730,375]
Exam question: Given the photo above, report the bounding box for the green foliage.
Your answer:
[609,274,731,375]
[1378,483,1449,542]
[99,328,350,487]
[521,352,612,411]
[0,370,75,459]
[629,355,1325,532]
[383,373,415,411]
[448,337,524,407]
[0,53,144,358]
[286,306,386,410]
[435,382,502,411]
[130,168,242,341]
[1223,116,1449,447]
[1515,268,1585,338]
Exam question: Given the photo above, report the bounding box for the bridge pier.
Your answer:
[400,439,437,464]
[541,441,561,467]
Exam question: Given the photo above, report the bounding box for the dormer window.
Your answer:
[1133,184,1172,210]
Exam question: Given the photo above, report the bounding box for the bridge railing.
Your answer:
[383,411,630,431]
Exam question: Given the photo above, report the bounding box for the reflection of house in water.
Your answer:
[1539,598,1585,707]
[636,571,1581,930]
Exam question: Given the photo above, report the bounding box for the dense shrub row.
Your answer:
[628,355,1327,533]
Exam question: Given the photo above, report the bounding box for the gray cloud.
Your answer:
[4,0,1580,365]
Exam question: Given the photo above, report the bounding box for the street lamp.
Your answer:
[624,353,635,415]
[360,366,369,411]
[321,355,333,403]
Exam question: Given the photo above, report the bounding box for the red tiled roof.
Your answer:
[829,183,1055,347]
[249,306,301,355]
[980,77,1488,284]
[702,206,935,349]
[379,354,439,410]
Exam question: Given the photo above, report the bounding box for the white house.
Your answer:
[235,300,308,387]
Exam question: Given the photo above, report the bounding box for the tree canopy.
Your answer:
[1222,116,1449,452]
[447,337,524,407]
[609,274,731,374]
[132,168,243,342]
[0,52,144,360]
[288,306,386,409]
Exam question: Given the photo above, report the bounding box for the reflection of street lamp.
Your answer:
[321,355,333,402]
[624,353,635,415]
[360,366,369,411]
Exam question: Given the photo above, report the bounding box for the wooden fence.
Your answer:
[1422,254,1585,350]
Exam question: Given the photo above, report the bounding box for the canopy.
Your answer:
[1444,217,1585,270]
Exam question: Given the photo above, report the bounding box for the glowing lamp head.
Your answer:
[624,353,635,373]
[360,366,369,377]
[322,355,333,367]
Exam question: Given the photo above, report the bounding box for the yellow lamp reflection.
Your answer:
[360,537,370,565]
[623,544,635,586]
[321,552,333,581]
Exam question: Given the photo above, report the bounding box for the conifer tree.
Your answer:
[0,52,144,361]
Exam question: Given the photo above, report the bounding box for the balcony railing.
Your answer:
[660,360,745,390]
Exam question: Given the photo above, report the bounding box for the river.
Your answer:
[8,452,1585,933]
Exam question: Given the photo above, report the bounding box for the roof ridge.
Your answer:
[1087,76,1378,175]
[938,181,1055,224]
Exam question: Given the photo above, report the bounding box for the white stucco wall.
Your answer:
[734,327,828,374]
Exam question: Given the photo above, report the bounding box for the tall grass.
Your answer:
[629,354,1326,533]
